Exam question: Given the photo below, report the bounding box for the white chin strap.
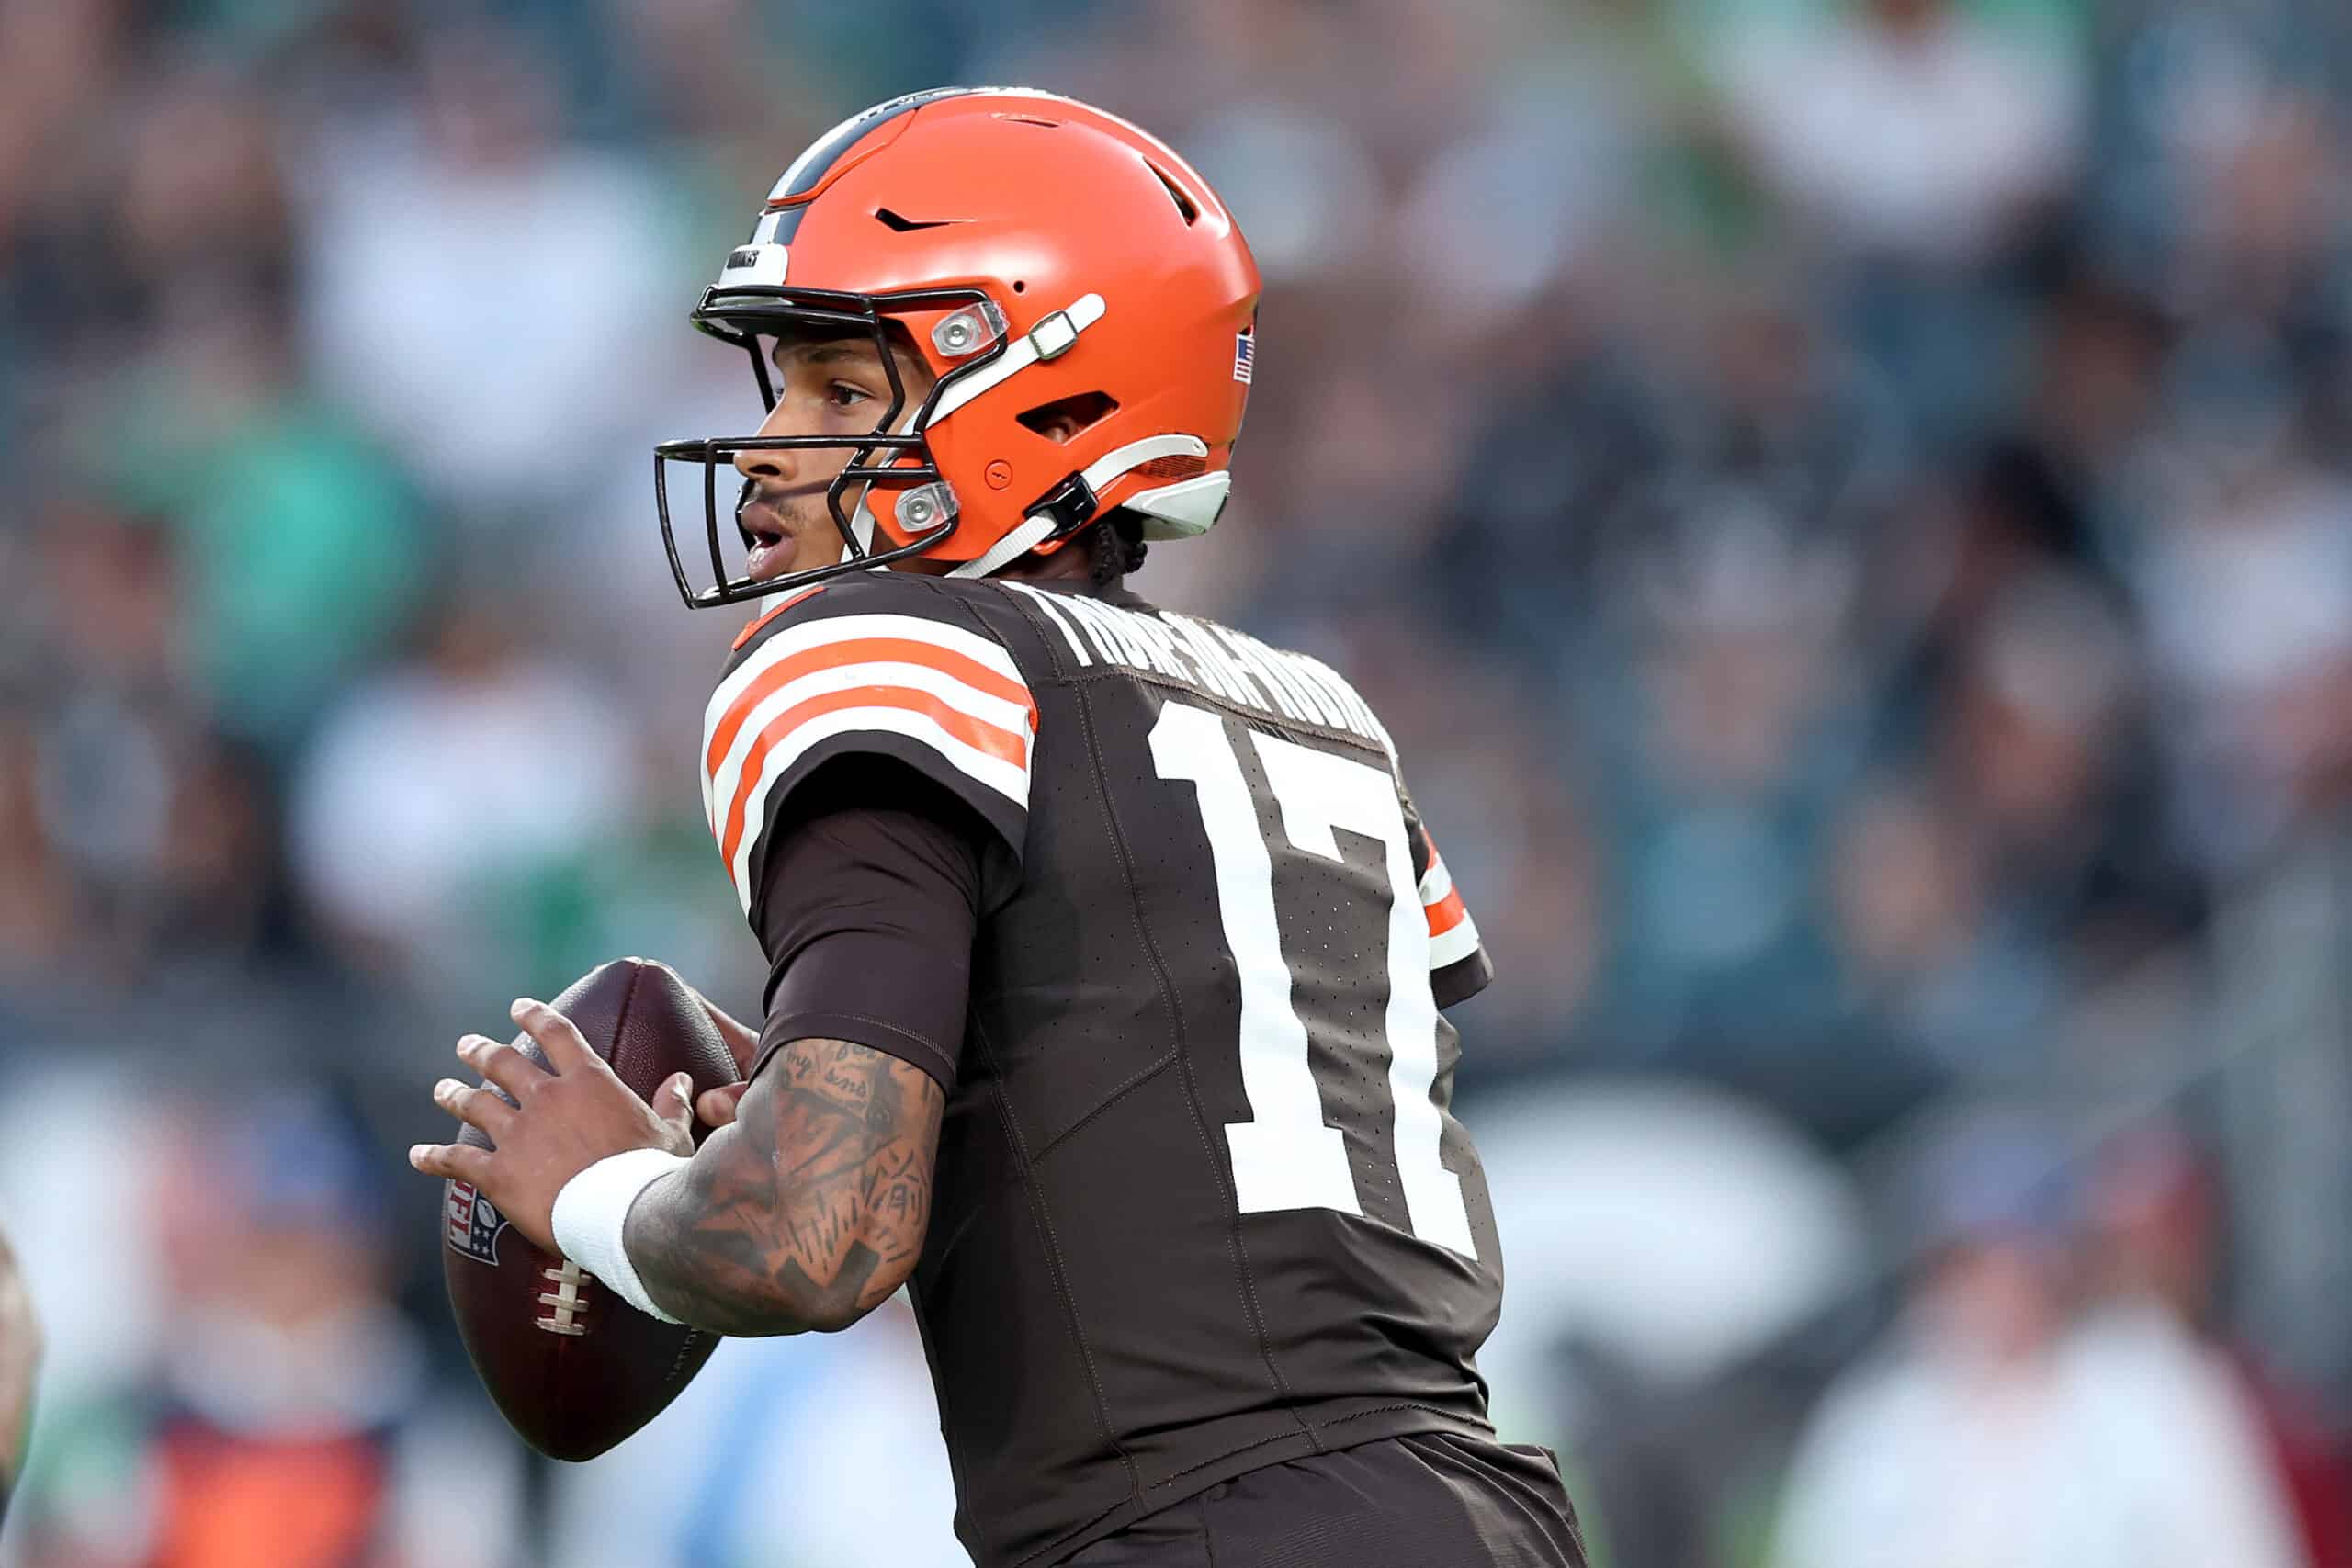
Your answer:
[947,434,1216,581]
[948,513,1059,580]
[930,293,1107,422]
[846,398,931,561]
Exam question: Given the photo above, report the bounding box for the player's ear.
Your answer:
[1015,390,1117,446]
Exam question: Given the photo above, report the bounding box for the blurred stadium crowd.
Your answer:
[4,0,2352,1563]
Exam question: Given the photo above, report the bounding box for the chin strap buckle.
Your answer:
[946,473,1101,581]
[1028,472,1099,543]
[1026,310,1080,362]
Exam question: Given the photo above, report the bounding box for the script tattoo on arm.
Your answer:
[626,1038,944,1337]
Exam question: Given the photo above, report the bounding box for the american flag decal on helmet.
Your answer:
[1232,326,1254,384]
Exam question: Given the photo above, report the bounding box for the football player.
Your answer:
[0,1218,37,1530]
[412,88,1587,1567]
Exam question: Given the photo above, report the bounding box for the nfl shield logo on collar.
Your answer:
[1232,326,1255,384]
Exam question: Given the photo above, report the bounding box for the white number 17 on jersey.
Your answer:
[1149,701,1477,1259]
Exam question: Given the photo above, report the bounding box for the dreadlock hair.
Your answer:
[1089,510,1148,586]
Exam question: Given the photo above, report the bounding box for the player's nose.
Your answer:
[732,401,808,483]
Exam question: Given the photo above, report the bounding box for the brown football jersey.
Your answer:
[701,570,1503,1568]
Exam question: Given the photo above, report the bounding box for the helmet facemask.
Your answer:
[653,282,1003,608]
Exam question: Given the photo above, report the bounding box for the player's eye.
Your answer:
[827,381,873,410]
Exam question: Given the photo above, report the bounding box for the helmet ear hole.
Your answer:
[1148,163,1200,227]
[1015,391,1120,445]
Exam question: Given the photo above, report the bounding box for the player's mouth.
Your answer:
[742,513,791,581]
[737,497,800,582]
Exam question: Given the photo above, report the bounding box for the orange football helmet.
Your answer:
[654,87,1262,606]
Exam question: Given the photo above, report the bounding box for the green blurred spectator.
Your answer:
[87,296,429,753]
[173,407,427,749]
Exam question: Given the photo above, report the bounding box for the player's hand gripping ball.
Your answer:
[419,958,741,1460]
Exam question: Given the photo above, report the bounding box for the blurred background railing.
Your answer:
[4,0,2351,1564]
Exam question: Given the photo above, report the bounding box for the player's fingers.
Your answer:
[408,1141,491,1184]
[650,1072,695,1131]
[456,1034,548,1101]
[693,991,761,1077]
[510,998,596,1073]
[696,1082,750,1129]
[433,1077,514,1139]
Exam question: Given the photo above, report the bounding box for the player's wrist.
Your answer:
[551,1149,692,1325]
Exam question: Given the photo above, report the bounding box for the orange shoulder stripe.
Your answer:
[718,687,1030,867]
[707,636,1035,781]
[731,584,827,652]
[1424,883,1469,940]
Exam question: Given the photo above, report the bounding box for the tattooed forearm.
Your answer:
[625,1038,944,1336]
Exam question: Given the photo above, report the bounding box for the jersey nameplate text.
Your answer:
[1006,583,1392,750]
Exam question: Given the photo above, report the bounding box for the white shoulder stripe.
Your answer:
[1418,853,1453,907]
[1429,917,1482,970]
[725,705,1031,911]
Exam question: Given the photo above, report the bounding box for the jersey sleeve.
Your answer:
[700,574,1036,920]
[1397,783,1494,1009]
[747,763,985,1089]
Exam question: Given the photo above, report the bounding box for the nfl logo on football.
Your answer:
[447,1179,508,1266]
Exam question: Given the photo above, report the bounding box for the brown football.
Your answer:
[441,957,741,1461]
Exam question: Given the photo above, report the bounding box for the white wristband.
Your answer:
[550,1148,692,1325]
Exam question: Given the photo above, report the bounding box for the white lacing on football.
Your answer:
[536,1260,593,1337]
